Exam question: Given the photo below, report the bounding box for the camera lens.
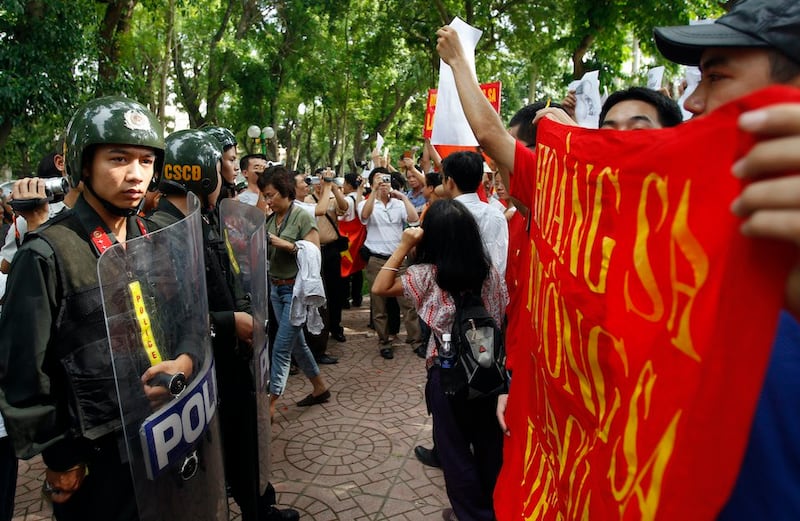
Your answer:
[43,177,69,202]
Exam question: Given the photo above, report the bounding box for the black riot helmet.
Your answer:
[160,130,221,199]
[202,126,237,152]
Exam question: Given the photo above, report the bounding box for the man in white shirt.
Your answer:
[358,168,420,359]
[237,154,268,210]
[441,151,508,277]
[339,173,365,308]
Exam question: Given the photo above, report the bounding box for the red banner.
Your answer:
[496,86,800,520]
[423,82,501,139]
[339,217,367,277]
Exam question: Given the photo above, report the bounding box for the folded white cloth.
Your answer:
[290,240,326,334]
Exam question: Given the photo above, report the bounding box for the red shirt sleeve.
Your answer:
[509,140,537,210]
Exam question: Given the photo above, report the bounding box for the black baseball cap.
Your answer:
[654,0,800,66]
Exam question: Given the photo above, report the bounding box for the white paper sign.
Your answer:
[678,67,702,121]
[375,132,385,154]
[647,66,665,90]
[676,19,715,121]
[568,70,602,129]
[430,17,483,146]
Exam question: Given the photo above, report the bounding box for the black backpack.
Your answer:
[438,290,507,399]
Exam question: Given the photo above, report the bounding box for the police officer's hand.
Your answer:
[12,178,50,230]
[234,311,254,345]
[141,353,194,405]
[43,464,87,503]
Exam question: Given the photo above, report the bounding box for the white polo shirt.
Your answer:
[358,197,408,257]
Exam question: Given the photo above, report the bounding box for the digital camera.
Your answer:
[44,177,69,202]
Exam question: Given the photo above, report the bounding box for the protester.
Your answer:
[654,2,800,517]
[440,151,509,277]
[438,2,800,517]
[373,199,508,521]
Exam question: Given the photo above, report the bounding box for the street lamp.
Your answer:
[246,125,274,156]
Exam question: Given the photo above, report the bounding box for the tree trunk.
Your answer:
[97,0,137,93]
[571,33,595,80]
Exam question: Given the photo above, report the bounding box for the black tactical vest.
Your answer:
[35,212,130,440]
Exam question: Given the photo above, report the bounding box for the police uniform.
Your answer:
[0,197,158,521]
[0,96,178,521]
[148,129,277,521]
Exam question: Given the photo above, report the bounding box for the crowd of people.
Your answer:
[1,0,800,519]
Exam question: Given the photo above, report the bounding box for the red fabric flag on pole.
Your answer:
[496,86,800,521]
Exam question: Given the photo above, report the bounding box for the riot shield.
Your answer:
[219,198,271,495]
[99,193,228,521]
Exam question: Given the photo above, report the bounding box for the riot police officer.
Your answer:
[0,96,191,520]
[148,130,298,521]
[203,126,240,201]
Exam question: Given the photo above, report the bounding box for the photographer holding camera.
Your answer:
[0,152,71,274]
[340,173,367,308]
[303,168,349,359]
[358,167,421,359]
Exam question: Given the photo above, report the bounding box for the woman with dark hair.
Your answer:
[373,199,508,521]
[259,166,330,418]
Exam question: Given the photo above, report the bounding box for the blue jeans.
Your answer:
[270,284,320,396]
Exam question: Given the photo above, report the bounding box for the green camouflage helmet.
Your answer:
[64,96,165,188]
[203,126,237,151]
[160,129,221,196]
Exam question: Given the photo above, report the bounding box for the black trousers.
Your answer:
[307,243,346,357]
[321,242,345,335]
[342,270,364,305]
[0,436,17,521]
[426,367,503,521]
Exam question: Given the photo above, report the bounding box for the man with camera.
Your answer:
[340,173,366,308]
[0,153,70,274]
[359,167,421,359]
[303,168,349,358]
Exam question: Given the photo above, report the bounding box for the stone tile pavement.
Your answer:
[11,299,449,520]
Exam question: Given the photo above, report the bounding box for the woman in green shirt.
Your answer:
[260,166,330,418]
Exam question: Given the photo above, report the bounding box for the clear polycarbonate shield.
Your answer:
[219,198,271,494]
[99,193,227,521]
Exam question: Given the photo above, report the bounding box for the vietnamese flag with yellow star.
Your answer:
[339,216,367,278]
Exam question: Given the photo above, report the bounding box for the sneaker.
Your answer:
[380,347,394,359]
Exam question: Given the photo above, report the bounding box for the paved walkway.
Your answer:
[12,299,448,520]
